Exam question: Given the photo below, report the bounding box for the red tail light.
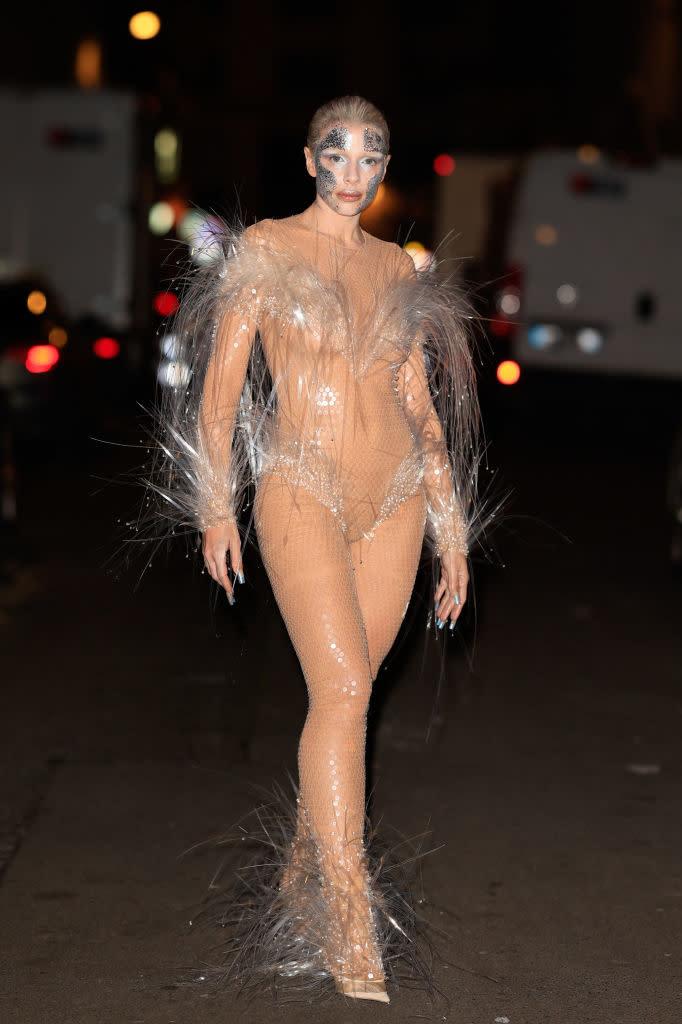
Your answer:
[25,344,59,374]
[153,291,179,316]
[93,337,120,359]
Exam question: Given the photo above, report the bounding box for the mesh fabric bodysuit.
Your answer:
[167,215,473,989]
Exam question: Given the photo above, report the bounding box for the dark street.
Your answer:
[0,373,680,1023]
[1,1,681,1020]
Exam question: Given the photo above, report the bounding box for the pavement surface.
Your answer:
[0,373,681,1024]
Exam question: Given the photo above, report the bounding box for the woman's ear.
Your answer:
[304,146,316,178]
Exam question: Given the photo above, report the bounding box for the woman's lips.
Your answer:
[337,191,362,202]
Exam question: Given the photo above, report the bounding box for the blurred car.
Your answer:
[0,271,137,445]
[0,274,74,446]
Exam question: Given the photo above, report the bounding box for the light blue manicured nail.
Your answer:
[455,594,460,606]
[237,572,245,585]
[437,618,445,630]
[227,593,235,606]
[449,621,455,631]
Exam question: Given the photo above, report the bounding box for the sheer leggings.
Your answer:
[255,475,426,982]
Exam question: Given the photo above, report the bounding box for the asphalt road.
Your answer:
[0,372,680,1024]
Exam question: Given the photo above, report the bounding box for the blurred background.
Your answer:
[1,5,681,1021]
[1,0,681,548]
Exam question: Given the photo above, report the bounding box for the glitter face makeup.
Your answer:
[362,128,386,155]
[319,126,352,152]
[312,123,388,216]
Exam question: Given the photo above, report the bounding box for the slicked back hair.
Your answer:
[307,96,390,153]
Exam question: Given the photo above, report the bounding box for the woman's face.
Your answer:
[304,122,390,216]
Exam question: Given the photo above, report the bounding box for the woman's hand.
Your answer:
[202,522,243,604]
[434,549,469,630]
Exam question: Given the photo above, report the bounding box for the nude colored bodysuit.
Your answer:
[160,215,476,987]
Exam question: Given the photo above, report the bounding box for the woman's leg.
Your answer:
[254,477,382,984]
[349,491,427,680]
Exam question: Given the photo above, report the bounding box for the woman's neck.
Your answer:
[300,200,364,247]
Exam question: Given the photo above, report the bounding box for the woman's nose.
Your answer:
[343,161,361,184]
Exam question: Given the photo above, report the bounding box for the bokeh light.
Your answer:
[535,224,558,246]
[160,333,180,358]
[556,283,578,306]
[154,129,177,160]
[74,38,102,90]
[148,201,175,235]
[178,209,205,241]
[27,290,47,315]
[179,211,224,265]
[93,337,120,359]
[499,291,521,316]
[433,154,456,176]
[158,359,191,388]
[489,317,513,338]
[577,144,601,165]
[154,128,180,183]
[26,344,59,374]
[404,241,434,271]
[496,360,521,385]
[528,324,562,349]
[129,11,161,40]
[575,328,604,354]
[48,326,68,347]
[153,291,179,316]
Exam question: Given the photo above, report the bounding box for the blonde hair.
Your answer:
[307,95,390,152]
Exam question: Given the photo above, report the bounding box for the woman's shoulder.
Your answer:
[363,233,415,279]
[242,218,277,246]
[241,218,303,258]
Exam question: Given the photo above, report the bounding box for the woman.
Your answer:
[152,96,479,1003]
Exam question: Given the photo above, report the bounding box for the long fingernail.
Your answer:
[455,594,460,606]
[227,593,235,606]
[237,572,245,585]
[449,621,455,632]
[437,618,444,630]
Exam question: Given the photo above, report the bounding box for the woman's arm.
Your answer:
[199,291,258,601]
[397,335,470,626]
[393,246,475,625]
[397,341,468,556]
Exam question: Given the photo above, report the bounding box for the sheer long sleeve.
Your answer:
[397,339,469,556]
[390,244,478,557]
[197,294,258,530]
[144,224,267,544]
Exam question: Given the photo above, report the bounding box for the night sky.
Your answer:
[2,1,661,217]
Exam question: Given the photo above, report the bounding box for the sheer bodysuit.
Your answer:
[195,215,469,989]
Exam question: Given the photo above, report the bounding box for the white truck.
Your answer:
[0,89,137,526]
[501,150,682,564]
[496,150,682,379]
[437,148,682,564]
[0,87,136,330]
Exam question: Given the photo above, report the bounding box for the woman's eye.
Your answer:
[362,158,378,168]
